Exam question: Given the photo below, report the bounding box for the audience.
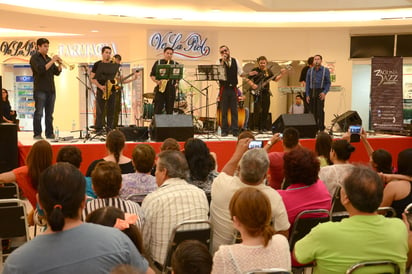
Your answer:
[318,139,355,196]
[3,163,150,273]
[142,150,209,266]
[314,131,332,167]
[0,139,52,209]
[86,206,145,256]
[160,138,181,151]
[360,129,393,173]
[184,138,218,194]
[83,161,144,229]
[212,187,291,273]
[237,130,255,141]
[1,88,18,124]
[210,139,290,252]
[86,129,134,176]
[381,148,412,218]
[172,240,213,274]
[278,148,331,226]
[265,127,300,189]
[294,165,408,273]
[120,144,157,202]
[56,145,82,168]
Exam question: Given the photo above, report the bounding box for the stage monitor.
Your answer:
[350,35,395,58]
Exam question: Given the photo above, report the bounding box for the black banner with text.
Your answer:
[371,57,403,131]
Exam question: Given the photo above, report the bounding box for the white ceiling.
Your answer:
[0,0,412,38]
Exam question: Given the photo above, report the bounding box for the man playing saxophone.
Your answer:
[150,47,179,114]
[90,46,115,133]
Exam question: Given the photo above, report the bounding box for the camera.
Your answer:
[248,140,263,149]
[349,125,361,142]
[405,203,412,230]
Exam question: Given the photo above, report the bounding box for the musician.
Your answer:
[305,54,331,131]
[150,47,179,114]
[90,46,116,132]
[218,45,250,137]
[112,54,139,127]
[247,56,286,133]
[29,38,62,139]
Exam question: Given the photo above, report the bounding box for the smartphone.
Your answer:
[279,133,283,139]
[405,203,412,230]
[349,125,361,142]
[248,140,263,149]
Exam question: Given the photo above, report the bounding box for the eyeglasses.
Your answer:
[220,49,228,54]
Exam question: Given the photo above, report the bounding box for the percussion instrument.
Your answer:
[143,103,154,119]
[143,93,155,99]
[216,105,246,129]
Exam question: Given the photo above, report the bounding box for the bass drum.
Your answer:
[143,103,154,119]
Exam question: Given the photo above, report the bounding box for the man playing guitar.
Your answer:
[247,56,287,133]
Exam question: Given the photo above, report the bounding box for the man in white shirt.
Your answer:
[142,150,209,266]
[288,94,305,114]
[210,138,290,252]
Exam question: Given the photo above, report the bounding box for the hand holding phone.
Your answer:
[248,140,263,149]
[349,125,361,142]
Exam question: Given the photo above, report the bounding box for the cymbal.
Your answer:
[143,93,155,99]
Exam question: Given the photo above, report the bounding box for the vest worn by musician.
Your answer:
[219,58,238,88]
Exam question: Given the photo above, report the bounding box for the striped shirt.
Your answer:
[142,178,209,264]
[83,197,144,229]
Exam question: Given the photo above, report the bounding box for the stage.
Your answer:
[16,131,412,175]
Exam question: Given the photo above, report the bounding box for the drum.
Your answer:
[143,103,154,119]
[216,106,246,129]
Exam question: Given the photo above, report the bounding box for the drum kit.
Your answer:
[142,92,189,120]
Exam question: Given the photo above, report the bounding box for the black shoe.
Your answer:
[232,131,239,137]
[46,134,56,139]
[221,132,228,137]
[33,135,43,140]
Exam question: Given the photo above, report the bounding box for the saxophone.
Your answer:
[158,60,170,93]
[103,57,118,100]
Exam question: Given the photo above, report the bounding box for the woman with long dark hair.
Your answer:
[86,129,134,176]
[1,88,17,124]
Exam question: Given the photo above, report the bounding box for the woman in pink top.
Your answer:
[0,139,52,208]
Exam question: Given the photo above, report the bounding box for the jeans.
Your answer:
[33,91,55,137]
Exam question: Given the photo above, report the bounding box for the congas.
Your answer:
[216,106,246,129]
[143,103,154,119]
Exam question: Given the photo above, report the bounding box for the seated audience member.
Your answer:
[86,206,145,255]
[288,94,305,114]
[142,150,209,266]
[83,161,144,229]
[3,163,150,274]
[381,148,412,218]
[212,187,291,273]
[265,127,300,189]
[86,129,134,176]
[360,129,393,173]
[314,131,332,167]
[1,88,18,124]
[56,145,82,168]
[0,139,52,209]
[210,138,290,252]
[237,130,255,141]
[318,139,355,196]
[120,144,157,201]
[184,138,218,194]
[278,148,331,226]
[294,165,408,273]
[172,240,213,274]
[151,137,181,176]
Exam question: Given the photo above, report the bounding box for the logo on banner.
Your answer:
[149,32,211,59]
[0,40,36,57]
[373,69,399,86]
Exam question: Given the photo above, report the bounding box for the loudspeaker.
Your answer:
[117,126,149,141]
[152,114,194,142]
[0,124,18,173]
[272,113,317,138]
[332,111,362,132]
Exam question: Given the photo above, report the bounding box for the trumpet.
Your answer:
[51,53,75,70]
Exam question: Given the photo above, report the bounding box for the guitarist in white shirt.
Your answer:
[247,56,287,133]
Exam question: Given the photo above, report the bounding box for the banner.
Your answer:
[370,57,403,131]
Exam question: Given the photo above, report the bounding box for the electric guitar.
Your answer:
[107,68,143,95]
[250,65,291,96]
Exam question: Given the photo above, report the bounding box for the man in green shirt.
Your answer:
[294,165,408,274]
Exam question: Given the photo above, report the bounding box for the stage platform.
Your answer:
[17,131,412,175]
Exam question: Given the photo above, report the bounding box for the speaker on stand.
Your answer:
[331,111,362,132]
[151,114,194,142]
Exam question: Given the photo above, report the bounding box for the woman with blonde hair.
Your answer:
[212,187,291,273]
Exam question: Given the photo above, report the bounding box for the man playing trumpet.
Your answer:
[29,38,62,139]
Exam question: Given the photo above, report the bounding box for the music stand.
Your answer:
[154,64,184,115]
[195,65,226,139]
[89,62,120,141]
